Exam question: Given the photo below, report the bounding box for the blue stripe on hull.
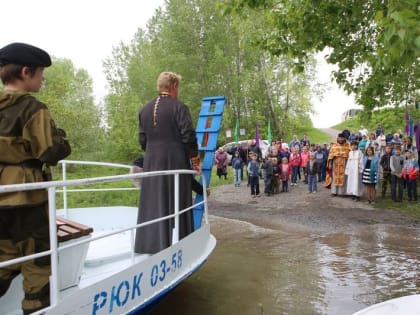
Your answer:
[127,259,208,315]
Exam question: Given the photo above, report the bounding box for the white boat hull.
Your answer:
[1,207,216,315]
[353,294,420,315]
[0,164,216,315]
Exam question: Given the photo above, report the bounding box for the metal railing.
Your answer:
[0,160,208,311]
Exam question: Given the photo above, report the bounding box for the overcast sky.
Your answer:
[1,0,357,128]
[1,0,164,99]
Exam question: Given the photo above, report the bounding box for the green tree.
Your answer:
[223,0,420,112]
[103,29,157,162]
[38,58,105,160]
[103,0,319,160]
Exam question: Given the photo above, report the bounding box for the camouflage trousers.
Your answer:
[0,203,50,314]
[381,172,392,196]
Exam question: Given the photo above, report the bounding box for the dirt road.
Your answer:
[208,178,419,233]
[320,128,340,141]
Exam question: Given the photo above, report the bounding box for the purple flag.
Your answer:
[409,118,414,137]
[414,123,420,149]
[255,122,260,146]
[404,111,410,135]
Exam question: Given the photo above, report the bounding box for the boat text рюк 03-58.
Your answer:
[0,96,226,315]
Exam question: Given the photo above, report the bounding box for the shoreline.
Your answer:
[207,179,420,234]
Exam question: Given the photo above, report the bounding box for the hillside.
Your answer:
[332,107,412,135]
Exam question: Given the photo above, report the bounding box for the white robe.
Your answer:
[345,149,363,196]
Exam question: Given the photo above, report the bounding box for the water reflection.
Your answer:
[151,217,420,315]
[318,225,420,314]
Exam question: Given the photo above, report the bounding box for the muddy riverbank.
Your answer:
[207,179,420,234]
[152,179,419,315]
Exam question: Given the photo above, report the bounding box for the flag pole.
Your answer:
[234,118,239,143]
[255,121,260,146]
[267,120,272,145]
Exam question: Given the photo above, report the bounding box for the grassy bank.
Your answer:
[53,163,227,209]
[296,126,332,145]
[53,164,139,209]
[374,193,420,219]
[332,107,408,134]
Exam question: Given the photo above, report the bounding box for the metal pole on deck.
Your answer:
[61,161,68,217]
[172,173,180,244]
[48,187,59,306]
[202,175,209,224]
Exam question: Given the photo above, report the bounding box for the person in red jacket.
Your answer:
[401,150,419,202]
[279,157,292,192]
[289,146,302,186]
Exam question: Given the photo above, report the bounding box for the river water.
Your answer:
[151,216,419,315]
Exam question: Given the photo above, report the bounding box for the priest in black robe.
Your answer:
[134,72,201,254]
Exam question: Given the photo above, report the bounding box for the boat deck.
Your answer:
[0,163,215,315]
[58,206,150,289]
[1,205,215,315]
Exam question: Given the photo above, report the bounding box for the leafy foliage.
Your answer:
[222,0,420,111]
[103,0,320,161]
[38,58,105,160]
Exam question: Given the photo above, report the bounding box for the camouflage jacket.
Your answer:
[0,90,71,207]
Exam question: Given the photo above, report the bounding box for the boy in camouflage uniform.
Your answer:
[0,42,71,314]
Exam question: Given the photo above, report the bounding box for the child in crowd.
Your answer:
[272,157,280,194]
[315,145,327,182]
[358,134,368,155]
[373,142,381,159]
[390,145,405,202]
[402,149,419,202]
[362,146,380,204]
[301,146,310,184]
[377,131,387,154]
[365,133,376,151]
[403,136,418,160]
[231,151,243,187]
[307,152,319,193]
[280,147,290,162]
[262,157,274,196]
[289,146,302,186]
[280,157,291,192]
[248,152,261,198]
[391,133,402,146]
[345,140,363,201]
[380,145,392,198]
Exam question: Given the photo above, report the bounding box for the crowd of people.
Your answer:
[221,128,419,203]
[326,126,419,204]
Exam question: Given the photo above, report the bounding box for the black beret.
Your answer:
[0,42,51,67]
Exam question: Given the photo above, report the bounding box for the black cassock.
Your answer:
[134,95,198,254]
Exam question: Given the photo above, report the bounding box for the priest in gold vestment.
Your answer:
[326,133,350,195]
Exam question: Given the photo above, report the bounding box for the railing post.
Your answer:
[202,175,209,224]
[172,173,180,244]
[61,160,68,217]
[48,187,59,306]
[130,229,135,264]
